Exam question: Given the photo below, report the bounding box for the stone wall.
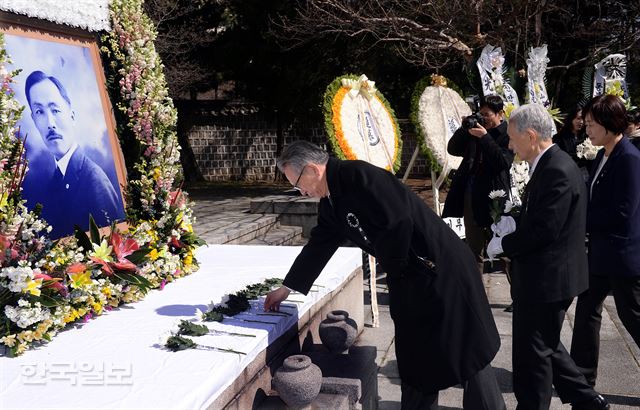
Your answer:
[180,102,430,181]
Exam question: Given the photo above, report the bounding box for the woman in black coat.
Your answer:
[553,104,592,179]
[570,95,640,386]
[266,141,505,409]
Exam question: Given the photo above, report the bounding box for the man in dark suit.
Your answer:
[487,104,609,410]
[23,70,124,238]
[265,141,505,409]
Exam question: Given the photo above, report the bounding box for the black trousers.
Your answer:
[512,299,596,410]
[400,364,505,410]
[570,274,640,385]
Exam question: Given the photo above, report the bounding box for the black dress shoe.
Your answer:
[572,394,610,410]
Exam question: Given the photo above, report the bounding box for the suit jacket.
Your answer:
[442,121,514,227]
[587,137,640,278]
[283,158,500,393]
[502,145,588,303]
[38,150,125,238]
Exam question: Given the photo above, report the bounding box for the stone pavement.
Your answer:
[358,272,640,409]
[187,184,640,409]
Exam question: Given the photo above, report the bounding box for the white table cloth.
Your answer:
[0,245,362,410]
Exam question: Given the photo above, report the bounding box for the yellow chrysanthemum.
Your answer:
[183,252,193,267]
[148,249,159,261]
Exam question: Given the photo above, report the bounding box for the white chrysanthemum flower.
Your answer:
[488,190,507,199]
[504,200,514,213]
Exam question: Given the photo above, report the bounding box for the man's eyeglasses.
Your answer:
[292,165,306,192]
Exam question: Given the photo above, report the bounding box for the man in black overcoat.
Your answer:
[487,104,609,410]
[265,141,505,409]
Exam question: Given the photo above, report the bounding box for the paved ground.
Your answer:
[187,181,640,409]
[358,272,640,409]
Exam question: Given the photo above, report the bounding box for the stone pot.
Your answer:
[273,354,322,408]
[319,310,358,354]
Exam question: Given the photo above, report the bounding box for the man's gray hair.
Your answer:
[509,103,555,140]
[276,140,329,173]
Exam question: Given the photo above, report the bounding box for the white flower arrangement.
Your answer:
[4,299,50,329]
[415,80,467,173]
[576,138,600,160]
[0,0,110,32]
[509,159,530,206]
[0,266,36,293]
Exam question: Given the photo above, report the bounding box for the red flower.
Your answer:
[34,272,68,297]
[110,231,139,260]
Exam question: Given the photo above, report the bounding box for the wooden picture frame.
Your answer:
[0,15,127,239]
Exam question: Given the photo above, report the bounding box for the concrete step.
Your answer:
[193,211,279,244]
[250,196,320,238]
[244,224,305,246]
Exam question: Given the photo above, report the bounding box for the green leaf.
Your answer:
[126,247,151,265]
[113,272,153,293]
[89,215,101,244]
[38,294,64,308]
[74,226,92,252]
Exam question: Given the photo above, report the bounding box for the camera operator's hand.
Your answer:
[468,124,488,138]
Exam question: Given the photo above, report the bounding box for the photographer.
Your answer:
[442,95,514,274]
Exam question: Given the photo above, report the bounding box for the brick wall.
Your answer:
[181,103,429,181]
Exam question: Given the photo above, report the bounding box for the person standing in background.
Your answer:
[570,94,640,387]
[487,103,609,410]
[443,95,513,274]
[624,108,640,150]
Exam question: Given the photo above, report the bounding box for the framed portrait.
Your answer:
[1,17,127,239]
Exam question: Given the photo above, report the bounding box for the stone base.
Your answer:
[305,347,378,410]
[207,266,364,410]
[257,392,350,409]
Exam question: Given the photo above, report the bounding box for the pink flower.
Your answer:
[159,279,166,290]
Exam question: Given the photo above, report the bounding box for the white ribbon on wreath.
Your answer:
[526,45,556,134]
[476,45,520,109]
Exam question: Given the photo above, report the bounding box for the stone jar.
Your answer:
[319,310,358,354]
[273,355,322,408]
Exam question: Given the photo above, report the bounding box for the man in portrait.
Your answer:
[24,70,124,238]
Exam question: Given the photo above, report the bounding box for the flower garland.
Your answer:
[0,0,111,32]
[322,74,402,173]
[0,1,204,357]
[410,74,468,175]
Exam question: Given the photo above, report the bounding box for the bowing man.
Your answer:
[265,141,505,410]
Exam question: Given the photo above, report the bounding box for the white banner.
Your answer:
[476,45,520,109]
[593,54,629,99]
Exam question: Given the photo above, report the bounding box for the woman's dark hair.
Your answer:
[582,94,628,135]
[559,103,583,135]
[626,108,640,126]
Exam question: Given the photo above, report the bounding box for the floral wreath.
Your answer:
[409,74,467,175]
[0,0,204,357]
[322,74,402,173]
